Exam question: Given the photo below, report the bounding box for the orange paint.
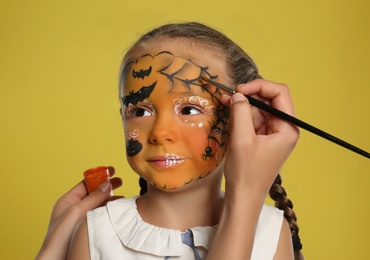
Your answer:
[83,166,110,193]
[121,51,229,191]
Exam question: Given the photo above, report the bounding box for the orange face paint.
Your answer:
[121,51,230,191]
[83,166,110,193]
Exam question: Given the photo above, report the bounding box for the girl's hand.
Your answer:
[221,79,299,199]
[35,166,123,260]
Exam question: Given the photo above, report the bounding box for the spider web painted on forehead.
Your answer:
[154,51,217,92]
[124,51,218,92]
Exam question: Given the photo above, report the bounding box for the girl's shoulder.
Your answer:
[251,204,284,259]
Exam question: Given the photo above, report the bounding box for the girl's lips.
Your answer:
[148,153,186,168]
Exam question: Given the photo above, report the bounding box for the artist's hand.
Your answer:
[35,166,123,260]
[221,79,299,199]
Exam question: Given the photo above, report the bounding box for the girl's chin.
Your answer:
[151,180,188,191]
[147,173,213,192]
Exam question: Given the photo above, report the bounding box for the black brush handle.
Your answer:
[246,95,370,159]
[201,76,369,159]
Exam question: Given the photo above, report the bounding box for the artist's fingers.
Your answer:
[49,180,112,234]
[221,93,268,133]
[220,93,232,105]
[56,166,115,202]
[107,166,116,177]
[229,93,255,142]
[53,176,123,222]
[63,180,88,200]
[236,79,299,137]
[110,177,123,190]
[55,180,112,226]
[236,79,296,116]
[44,181,115,258]
[50,180,88,221]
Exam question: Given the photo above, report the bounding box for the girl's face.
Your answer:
[120,44,230,191]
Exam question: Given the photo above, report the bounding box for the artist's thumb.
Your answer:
[79,180,112,212]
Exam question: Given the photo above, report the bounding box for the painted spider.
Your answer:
[202,146,214,161]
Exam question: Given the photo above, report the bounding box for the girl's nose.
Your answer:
[149,112,178,144]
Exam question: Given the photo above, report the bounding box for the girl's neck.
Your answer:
[136,174,224,231]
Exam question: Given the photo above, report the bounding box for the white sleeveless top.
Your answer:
[87,197,283,260]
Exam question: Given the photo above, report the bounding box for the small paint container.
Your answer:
[83,166,111,194]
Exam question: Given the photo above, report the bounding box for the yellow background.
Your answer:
[1,1,369,259]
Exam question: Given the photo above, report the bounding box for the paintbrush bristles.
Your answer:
[201,76,236,94]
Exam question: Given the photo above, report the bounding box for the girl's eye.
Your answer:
[133,108,152,117]
[125,106,153,118]
[181,106,201,115]
[125,101,155,118]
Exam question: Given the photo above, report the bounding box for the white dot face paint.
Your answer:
[174,96,214,127]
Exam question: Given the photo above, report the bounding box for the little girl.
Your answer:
[68,22,304,260]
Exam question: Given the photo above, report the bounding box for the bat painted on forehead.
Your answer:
[133,66,152,79]
[122,81,156,106]
[201,76,370,159]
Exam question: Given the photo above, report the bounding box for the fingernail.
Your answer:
[231,93,246,103]
[99,181,110,192]
[107,166,115,174]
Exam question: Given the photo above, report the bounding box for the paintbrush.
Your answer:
[201,76,370,159]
